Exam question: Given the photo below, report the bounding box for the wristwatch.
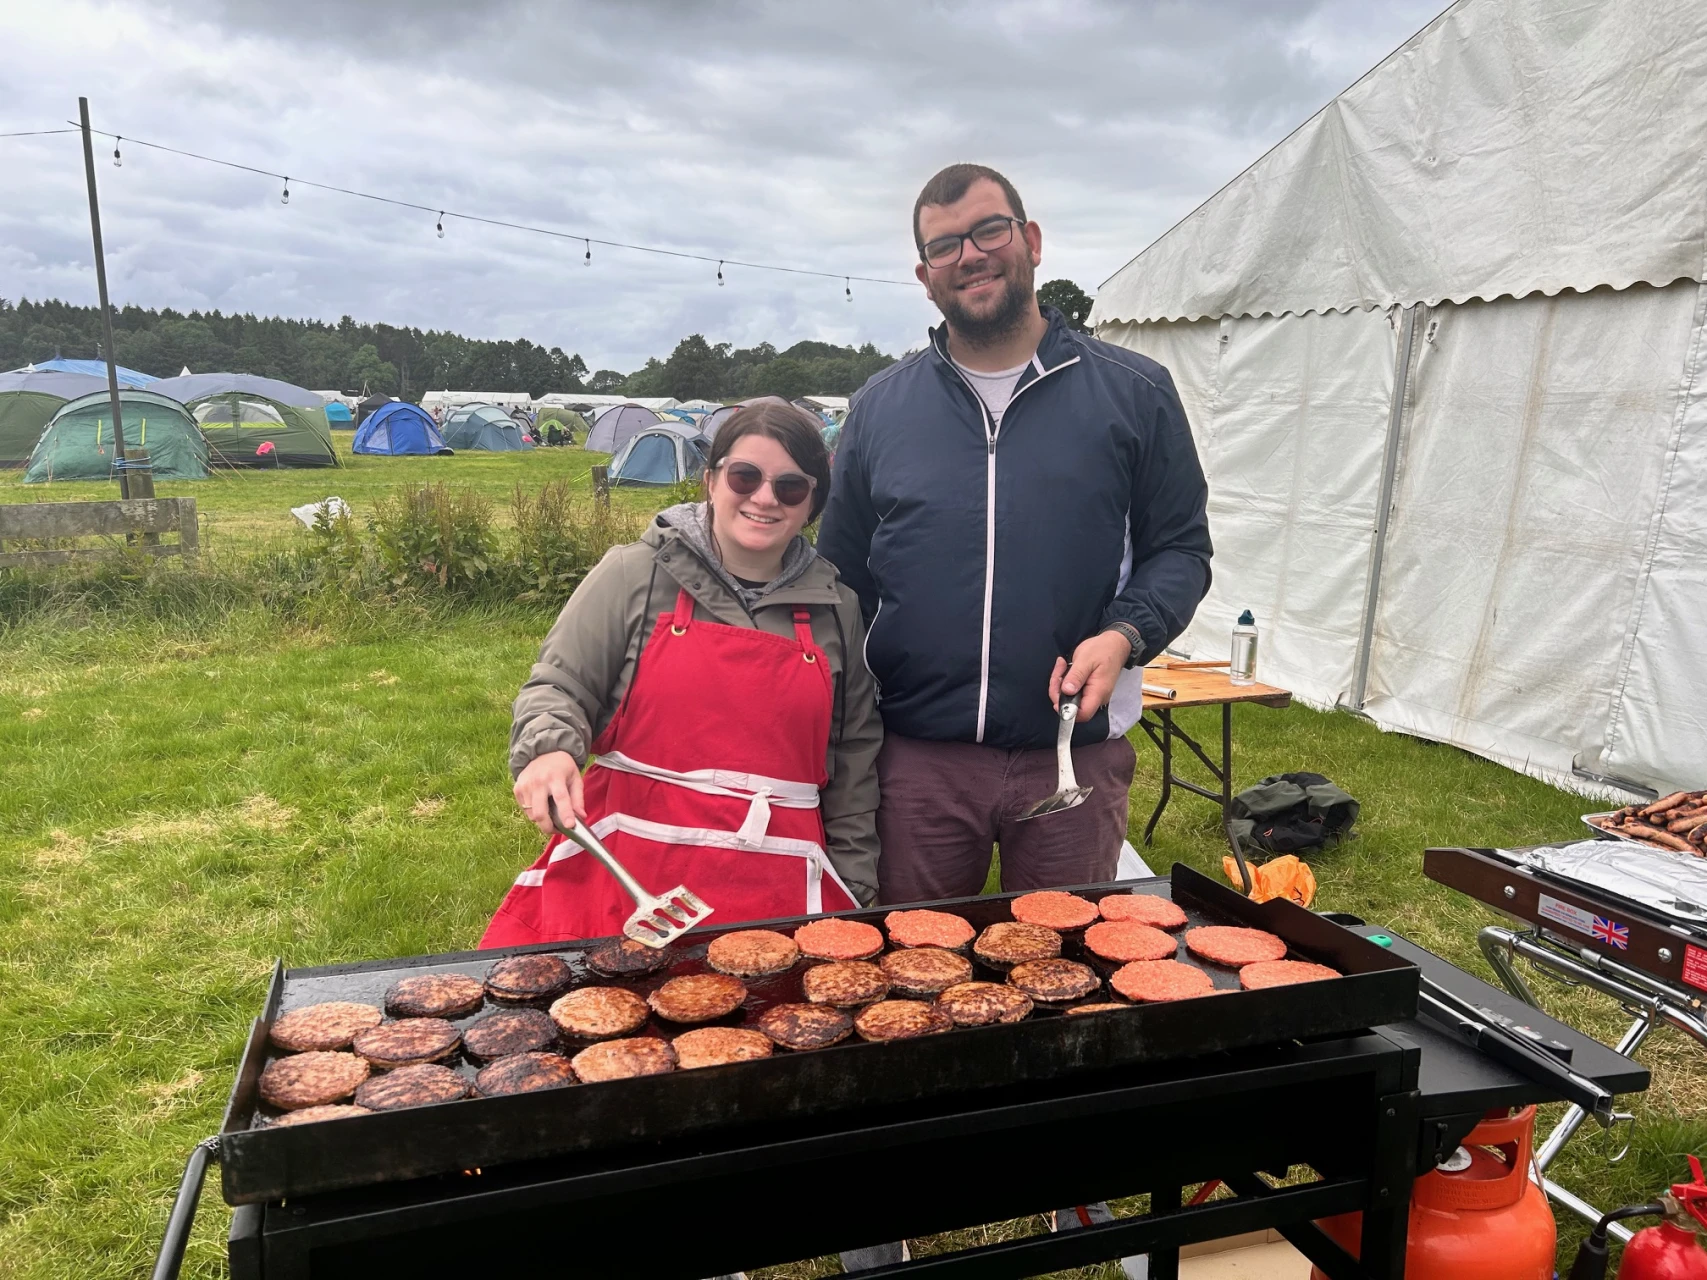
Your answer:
[1105,621,1144,668]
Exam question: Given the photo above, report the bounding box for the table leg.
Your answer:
[1141,710,1173,846]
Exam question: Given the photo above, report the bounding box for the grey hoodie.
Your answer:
[654,501,816,610]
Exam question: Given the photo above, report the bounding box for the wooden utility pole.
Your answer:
[78,96,130,499]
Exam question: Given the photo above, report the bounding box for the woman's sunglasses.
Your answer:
[717,460,817,508]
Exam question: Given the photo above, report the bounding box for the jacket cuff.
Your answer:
[509,724,587,779]
[1101,600,1164,664]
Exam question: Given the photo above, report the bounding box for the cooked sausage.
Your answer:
[1626,823,1696,853]
[1641,791,1694,819]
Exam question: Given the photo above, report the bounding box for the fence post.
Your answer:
[591,465,610,508]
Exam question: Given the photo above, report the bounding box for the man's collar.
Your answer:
[929,304,1076,375]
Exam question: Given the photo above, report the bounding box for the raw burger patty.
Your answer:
[1240,960,1340,989]
[1084,921,1178,964]
[706,929,799,977]
[267,1103,371,1127]
[884,909,975,951]
[880,947,973,997]
[352,1018,462,1069]
[570,1037,677,1082]
[672,1026,774,1069]
[269,1001,383,1053]
[549,987,650,1040]
[1111,959,1216,1003]
[462,1008,558,1061]
[475,1052,577,1096]
[973,921,1062,969]
[793,918,885,962]
[801,961,889,1007]
[384,972,486,1019]
[1097,894,1188,930]
[1010,891,1098,931]
[259,1051,370,1111]
[854,999,953,1042]
[484,953,574,1002]
[755,1002,853,1050]
[1185,926,1288,967]
[935,981,1033,1027]
[647,973,748,1023]
[586,937,673,978]
[354,1062,471,1110]
[1007,958,1100,1003]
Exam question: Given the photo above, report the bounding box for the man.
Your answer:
[818,163,1212,905]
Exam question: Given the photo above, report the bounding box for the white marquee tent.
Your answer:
[1091,0,1707,797]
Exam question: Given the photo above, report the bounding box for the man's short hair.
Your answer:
[912,164,1027,255]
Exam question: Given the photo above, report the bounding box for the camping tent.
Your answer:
[584,403,666,454]
[610,423,710,487]
[355,394,395,426]
[324,401,353,426]
[0,370,108,467]
[533,406,588,444]
[1088,0,1707,797]
[352,402,452,455]
[441,404,534,452]
[23,389,208,482]
[6,357,156,387]
[148,373,338,469]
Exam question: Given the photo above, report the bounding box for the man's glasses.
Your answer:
[921,215,1022,269]
[717,460,816,508]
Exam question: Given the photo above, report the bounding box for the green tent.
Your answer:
[190,394,338,468]
[0,370,109,468]
[24,389,209,483]
[534,406,590,444]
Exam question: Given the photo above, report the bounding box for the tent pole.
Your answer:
[78,96,129,501]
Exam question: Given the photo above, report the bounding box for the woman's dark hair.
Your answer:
[704,398,833,521]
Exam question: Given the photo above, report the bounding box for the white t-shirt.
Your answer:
[952,357,1031,429]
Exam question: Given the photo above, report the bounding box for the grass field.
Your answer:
[3,452,1704,1277]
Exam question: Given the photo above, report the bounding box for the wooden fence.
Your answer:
[0,498,199,568]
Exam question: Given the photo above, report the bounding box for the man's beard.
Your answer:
[931,253,1036,345]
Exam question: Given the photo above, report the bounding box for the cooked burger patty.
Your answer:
[354,1062,471,1110]
[1185,926,1288,967]
[853,999,953,1042]
[672,1026,774,1069]
[549,987,650,1040]
[880,947,974,997]
[352,1018,462,1069]
[755,1002,853,1050]
[586,937,674,977]
[1083,921,1179,964]
[474,1051,577,1096]
[973,921,1062,969]
[793,918,885,962]
[706,929,800,977]
[384,972,486,1019]
[647,973,748,1023]
[884,909,975,951]
[1009,891,1098,931]
[267,1103,371,1127]
[1007,958,1100,1003]
[570,1036,677,1082]
[484,953,574,1003]
[935,981,1033,1026]
[1110,959,1216,1003]
[1097,894,1188,930]
[801,961,889,1007]
[269,1001,383,1053]
[1239,960,1339,989]
[462,1008,558,1061]
[259,1051,371,1111]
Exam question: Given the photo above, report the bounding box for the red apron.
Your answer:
[480,589,859,947]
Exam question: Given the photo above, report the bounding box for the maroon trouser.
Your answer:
[874,731,1137,905]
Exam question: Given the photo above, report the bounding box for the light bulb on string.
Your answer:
[112,137,122,167]
[717,260,724,287]
[845,278,852,303]
[583,239,591,266]
[436,211,445,239]
[281,177,290,206]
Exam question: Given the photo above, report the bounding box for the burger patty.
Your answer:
[1185,926,1288,967]
[853,999,953,1042]
[801,961,890,1007]
[1239,960,1339,989]
[549,986,650,1040]
[647,973,748,1023]
[1110,959,1216,1003]
[259,1051,371,1111]
[384,972,486,1019]
[1064,1002,1128,1016]
[462,1007,558,1061]
[570,1036,677,1082]
[1083,921,1179,964]
[973,921,1062,969]
[935,981,1033,1027]
[267,1103,371,1127]
[1009,891,1099,931]
[1006,958,1100,1003]
[883,909,975,951]
[269,1001,383,1053]
[352,1018,462,1069]
[880,947,974,997]
[587,937,674,977]
[672,1026,774,1069]
[1097,894,1188,930]
[474,1051,578,1096]
[755,1002,853,1050]
[484,953,574,1003]
[793,918,885,962]
[354,1062,472,1110]
[706,929,800,977]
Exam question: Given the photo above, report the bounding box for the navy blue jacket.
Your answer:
[817,307,1212,751]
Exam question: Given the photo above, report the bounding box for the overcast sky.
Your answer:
[0,0,1443,373]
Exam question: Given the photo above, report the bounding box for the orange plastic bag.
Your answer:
[1224,853,1317,907]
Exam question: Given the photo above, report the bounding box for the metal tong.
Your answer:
[1020,693,1095,820]
[547,796,712,946]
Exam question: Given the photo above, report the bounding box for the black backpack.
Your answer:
[1228,772,1359,854]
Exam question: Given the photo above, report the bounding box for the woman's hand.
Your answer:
[513,751,585,837]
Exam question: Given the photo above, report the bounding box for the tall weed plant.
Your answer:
[511,479,646,602]
[372,482,497,593]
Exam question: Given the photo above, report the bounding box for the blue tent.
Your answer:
[352,402,452,455]
[6,358,156,387]
[325,401,353,425]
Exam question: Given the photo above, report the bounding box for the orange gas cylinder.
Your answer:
[1311,1105,1555,1279]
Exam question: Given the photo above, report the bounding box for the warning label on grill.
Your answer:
[1537,893,1596,939]
[1683,944,1707,995]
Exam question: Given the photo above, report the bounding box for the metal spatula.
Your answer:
[1019,693,1095,820]
[547,797,713,946]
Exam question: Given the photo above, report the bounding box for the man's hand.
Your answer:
[1049,629,1133,721]
[513,751,585,837]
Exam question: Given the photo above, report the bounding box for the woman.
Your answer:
[482,400,882,947]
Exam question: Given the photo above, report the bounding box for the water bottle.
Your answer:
[1229,610,1258,685]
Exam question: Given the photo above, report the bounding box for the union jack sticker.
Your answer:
[1591,915,1629,950]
